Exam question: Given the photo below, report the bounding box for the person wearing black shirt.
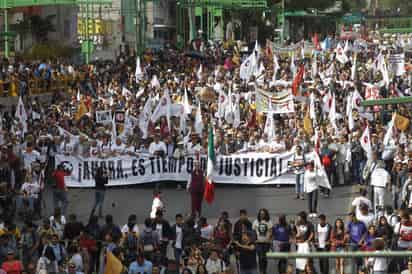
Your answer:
[63,214,84,241]
[93,166,108,217]
[233,209,253,242]
[234,232,257,274]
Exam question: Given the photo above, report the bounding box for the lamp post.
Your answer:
[4,7,8,58]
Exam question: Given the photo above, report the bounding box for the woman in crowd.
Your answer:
[252,208,272,274]
[272,214,292,274]
[330,218,346,274]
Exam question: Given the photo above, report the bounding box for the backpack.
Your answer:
[141,230,155,252]
[124,232,138,251]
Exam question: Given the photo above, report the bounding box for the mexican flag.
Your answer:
[204,126,215,204]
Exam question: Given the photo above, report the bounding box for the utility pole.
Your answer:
[85,0,90,64]
[134,0,139,55]
[4,7,8,58]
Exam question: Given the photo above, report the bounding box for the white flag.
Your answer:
[264,101,276,140]
[233,93,241,128]
[313,150,332,189]
[183,88,192,115]
[151,90,171,129]
[194,103,203,135]
[272,54,280,82]
[15,96,28,134]
[311,55,318,78]
[139,97,153,139]
[335,43,349,64]
[224,88,234,124]
[150,75,160,89]
[360,125,372,157]
[216,89,227,122]
[351,89,364,110]
[309,92,316,120]
[122,87,132,97]
[347,94,355,130]
[343,40,350,53]
[378,54,390,87]
[240,52,258,81]
[290,52,296,77]
[135,57,143,81]
[111,116,117,144]
[328,95,337,130]
[383,114,395,146]
[76,89,81,102]
[351,53,357,80]
[197,64,203,80]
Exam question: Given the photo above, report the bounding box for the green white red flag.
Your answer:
[204,125,215,204]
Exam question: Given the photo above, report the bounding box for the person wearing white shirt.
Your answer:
[356,203,375,227]
[22,143,40,170]
[367,239,388,274]
[205,250,226,274]
[111,138,126,155]
[121,215,140,238]
[149,135,167,157]
[351,188,373,217]
[370,167,391,214]
[304,162,319,217]
[270,135,286,153]
[150,190,164,219]
[198,217,214,241]
[16,176,40,213]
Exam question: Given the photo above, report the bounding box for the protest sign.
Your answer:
[57,151,296,187]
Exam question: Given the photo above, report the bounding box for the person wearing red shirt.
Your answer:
[1,250,23,274]
[52,164,71,215]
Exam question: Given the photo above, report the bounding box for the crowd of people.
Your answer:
[0,30,411,274]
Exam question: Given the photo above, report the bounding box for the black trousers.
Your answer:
[317,247,329,274]
[307,190,318,213]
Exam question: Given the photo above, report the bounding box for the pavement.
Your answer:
[44,183,357,226]
[42,183,389,274]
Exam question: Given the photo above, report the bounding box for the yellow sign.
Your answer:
[77,17,104,36]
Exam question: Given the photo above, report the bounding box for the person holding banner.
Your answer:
[291,145,306,200]
[93,166,108,217]
[187,161,205,217]
[303,161,319,218]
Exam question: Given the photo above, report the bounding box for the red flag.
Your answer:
[312,33,320,50]
[292,64,305,96]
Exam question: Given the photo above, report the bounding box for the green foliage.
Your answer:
[20,43,77,60]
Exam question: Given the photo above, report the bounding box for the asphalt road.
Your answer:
[43,183,389,274]
[44,183,357,225]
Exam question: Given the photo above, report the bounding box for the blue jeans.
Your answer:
[16,196,35,212]
[295,173,304,194]
[92,190,105,216]
[174,248,182,269]
[53,189,68,215]
[352,159,365,184]
[347,243,361,274]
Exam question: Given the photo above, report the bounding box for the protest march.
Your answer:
[1,18,412,274]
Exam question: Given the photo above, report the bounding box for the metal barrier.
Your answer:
[1,73,87,97]
[267,251,412,259]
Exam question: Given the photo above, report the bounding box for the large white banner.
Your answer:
[388,53,405,76]
[56,152,296,187]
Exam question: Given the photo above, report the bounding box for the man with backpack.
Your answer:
[121,214,140,265]
[139,218,159,260]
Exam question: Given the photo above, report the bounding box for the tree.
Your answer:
[285,0,336,10]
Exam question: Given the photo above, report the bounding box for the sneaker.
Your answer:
[294,195,299,199]
[300,195,305,200]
